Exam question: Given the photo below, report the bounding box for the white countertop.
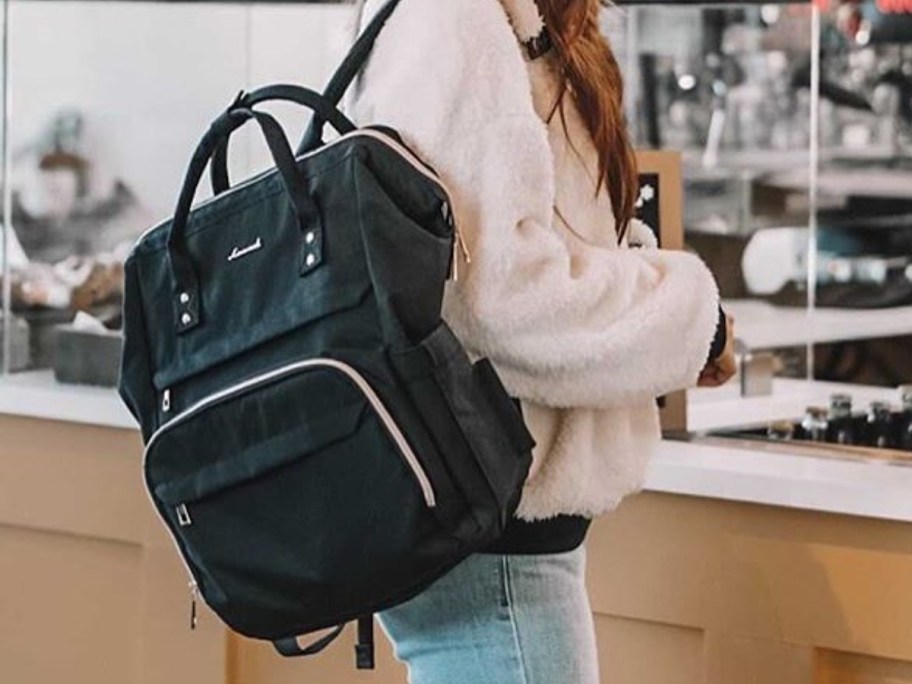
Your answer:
[724,299,912,350]
[2,371,912,523]
[685,377,901,433]
[645,379,912,523]
[0,370,136,430]
[645,438,912,524]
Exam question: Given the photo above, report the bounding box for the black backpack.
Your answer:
[117,0,534,669]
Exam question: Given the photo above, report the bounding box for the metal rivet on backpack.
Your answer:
[305,253,316,267]
[179,292,191,305]
[181,312,193,326]
[305,231,316,245]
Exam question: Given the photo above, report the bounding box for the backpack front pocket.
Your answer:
[144,358,444,639]
[389,323,534,536]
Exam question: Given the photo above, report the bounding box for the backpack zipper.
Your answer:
[145,359,436,508]
[189,579,199,630]
[443,200,471,282]
[144,358,437,630]
[453,226,471,282]
[130,129,471,273]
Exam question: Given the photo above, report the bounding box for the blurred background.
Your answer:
[3,1,912,392]
[4,2,912,684]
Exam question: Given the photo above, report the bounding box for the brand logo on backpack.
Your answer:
[228,237,263,262]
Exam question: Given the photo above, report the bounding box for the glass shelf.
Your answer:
[0,0,352,380]
[4,0,910,397]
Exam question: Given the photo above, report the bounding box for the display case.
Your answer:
[619,0,820,349]
[0,0,823,389]
[620,1,912,452]
[0,0,352,383]
[5,5,912,684]
[1,0,910,416]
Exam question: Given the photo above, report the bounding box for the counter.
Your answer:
[649,378,912,524]
[0,369,135,429]
[3,374,912,684]
[2,371,908,522]
[724,299,912,350]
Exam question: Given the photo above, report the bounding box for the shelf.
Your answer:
[0,370,135,430]
[645,379,912,523]
[686,377,899,432]
[724,299,912,350]
[647,436,912,523]
[768,165,912,201]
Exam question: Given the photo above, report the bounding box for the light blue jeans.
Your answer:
[377,545,600,684]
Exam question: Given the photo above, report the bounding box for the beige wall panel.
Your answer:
[0,524,142,684]
[705,532,787,639]
[0,416,145,543]
[138,544,228,684]
[586,495,716,628]
[704,633,814,684]
[6,410,912,684]
[593,614,704,684]
[229,624,407,684]
[817,649,912,684]
[588,493,912,642]
[733,537,912,662]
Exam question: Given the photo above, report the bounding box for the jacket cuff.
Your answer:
[706,305,727,363]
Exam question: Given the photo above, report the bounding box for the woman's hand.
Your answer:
[698,313,737,387]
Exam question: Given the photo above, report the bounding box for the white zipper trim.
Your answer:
[144,358,436,508]
[130,128,469,273]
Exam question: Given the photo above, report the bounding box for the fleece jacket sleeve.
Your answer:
[351,0,722,409]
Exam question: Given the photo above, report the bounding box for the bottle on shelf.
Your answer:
[827,393,855,445]
[767,420,795,441]
[801,406,829,443]
[865,401,895,449]
[899,386,912,452]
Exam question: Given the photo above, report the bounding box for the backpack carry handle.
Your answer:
[272,615,375,670]
[167,105,326,334]
[298,0,403,155]
[210,84,358,196]
[273,623,345,658]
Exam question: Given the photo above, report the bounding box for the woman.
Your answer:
[348,0,736,681]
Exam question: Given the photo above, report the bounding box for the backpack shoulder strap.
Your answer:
[296,0,403,154]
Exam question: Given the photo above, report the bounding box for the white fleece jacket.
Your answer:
[350,0,721,520]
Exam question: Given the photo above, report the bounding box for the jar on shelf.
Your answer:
[767,420,795,441]
[827,393,855,445]
[866,401,895,450]
[899,386,912,452]
[801,407,829,443]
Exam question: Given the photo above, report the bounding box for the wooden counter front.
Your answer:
[3,414,912,684]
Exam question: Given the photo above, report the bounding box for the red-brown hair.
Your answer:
[535,0,638,241]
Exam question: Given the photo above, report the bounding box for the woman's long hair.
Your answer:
[535,0,638,241]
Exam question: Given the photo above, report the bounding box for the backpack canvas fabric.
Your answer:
[118,0,533,664]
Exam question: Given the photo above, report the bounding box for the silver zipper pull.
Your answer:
[176,503,192,527]
[162,389,172,413]
[451,236,460,282]
[443,201,459,282]
[446,207,471,283]
[455,227,471,267]
[189,580,199,630]
[442,200,471,283]
[451,228,471,283]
